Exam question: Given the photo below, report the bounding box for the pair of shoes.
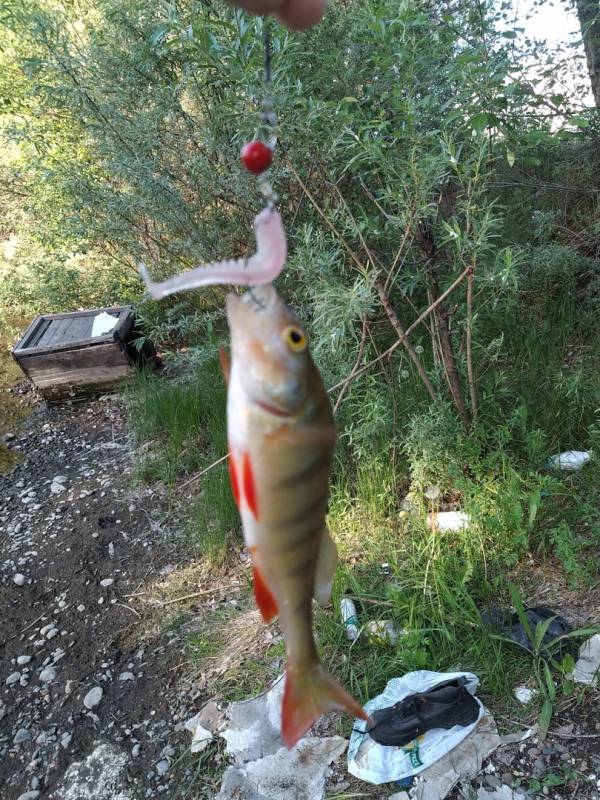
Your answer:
[367,677,480,747]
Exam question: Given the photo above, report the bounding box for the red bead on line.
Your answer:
[240,140,273,175]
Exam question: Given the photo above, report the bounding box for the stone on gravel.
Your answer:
[156,759,169,776]
[17,655,32,666]
[61,731,73,748]
[513,686,537,704]
[49,741,134,800]
[16,792,40,800]
[216,737,347,800]
[6,671,22,685]
[39,667,56,683]
[100,578,113,588]
[573,634,600,685]
[118,672,135,682]
[13,573,27,586]
[84,687,103,709]
[14,728,32,744]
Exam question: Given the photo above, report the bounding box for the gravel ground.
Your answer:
[0,392,204,800]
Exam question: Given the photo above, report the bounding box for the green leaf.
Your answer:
[148,25,171,46]
[506,149,515,167]
[561,653,576,674]
[470,112,490,133]
[341,97,359,103]
[544,774,563,787]
[509,583,534,647]
[571,116,590,128]
[501,30,517,39]
[544,662,556,701]
[539,698,554,740]
[534,615,557,653]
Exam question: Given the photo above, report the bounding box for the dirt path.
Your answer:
[0,393,203,800]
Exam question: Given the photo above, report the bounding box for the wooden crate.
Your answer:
[12,306,153,400]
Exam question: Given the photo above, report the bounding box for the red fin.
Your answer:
[228,453,240,507]
[281,663,370,749]
[252,563,278,623]
[219,346,230,385]
[243,453,259,519]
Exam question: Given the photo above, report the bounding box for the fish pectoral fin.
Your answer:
[218,346,231,385]
[252,563,278,623]
[281,663,369,749]
[314,527,338,606]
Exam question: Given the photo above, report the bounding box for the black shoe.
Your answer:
[367,677,480,747]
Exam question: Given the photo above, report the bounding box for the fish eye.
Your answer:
[283,325,308,352]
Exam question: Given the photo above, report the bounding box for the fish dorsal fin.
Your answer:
[314,526,338,606]
[252,562,278,623]
[219,346,231,385]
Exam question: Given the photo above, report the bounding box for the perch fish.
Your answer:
[223,284,369,747]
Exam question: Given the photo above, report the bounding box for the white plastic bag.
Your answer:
[545,450,592,471]
[347,670,484,785]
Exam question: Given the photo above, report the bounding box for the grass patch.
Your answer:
[128,351,239,565]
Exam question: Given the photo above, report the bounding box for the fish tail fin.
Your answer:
[281,663,369,748]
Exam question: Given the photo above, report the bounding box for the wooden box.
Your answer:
[12,306,153,400]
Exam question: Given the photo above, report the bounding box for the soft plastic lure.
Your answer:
[139,207,286,299]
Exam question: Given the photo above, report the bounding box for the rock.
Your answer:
[132,744,141,758]
[48,741,134,800]
[61,732,73,748]
[118,672,135,682]
[84,687,103,709]
[17,655,32,666]
[14,728,32,744]
[39,667,56,683]
[156,759,169,776]
[6,671,22,686]
[50,481,66,494]
[100,578,113,588]
[53,475,67,484]
[46,627,59,640]
[77,605,85,612]
[514,686,537,704]
[16,792,40,800]
[573,634,600,685]
[13,573,27,586]
[216,736,347,800]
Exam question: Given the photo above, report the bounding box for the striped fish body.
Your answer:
[225,285,368,747]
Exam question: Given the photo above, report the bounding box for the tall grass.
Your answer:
[128,354,239,563]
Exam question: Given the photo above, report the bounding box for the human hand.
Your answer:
[233,0,326,30]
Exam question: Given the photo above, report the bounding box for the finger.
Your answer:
[233,1,286,14]
[276,0,327,30]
